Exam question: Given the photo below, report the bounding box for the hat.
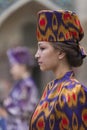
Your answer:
[37,10,84,43]
[37,10,86,58]
[7,47,35,66]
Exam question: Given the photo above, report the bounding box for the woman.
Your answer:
[30,10,87,130]
[0,46,38,130]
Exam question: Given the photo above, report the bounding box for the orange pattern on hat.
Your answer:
[37,10,84,43]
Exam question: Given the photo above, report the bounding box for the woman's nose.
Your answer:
[35,50,40,59]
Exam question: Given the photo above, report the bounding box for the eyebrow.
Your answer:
[38,42,44,46]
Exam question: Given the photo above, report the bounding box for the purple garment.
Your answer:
[3,77,38,130]
[30,71,87,130]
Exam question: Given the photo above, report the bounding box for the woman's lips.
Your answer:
[38,61,42,65]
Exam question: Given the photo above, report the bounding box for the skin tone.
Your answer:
[35,41,71,79]
[10,63,31,80]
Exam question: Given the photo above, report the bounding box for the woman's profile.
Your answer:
[30,10,87,130]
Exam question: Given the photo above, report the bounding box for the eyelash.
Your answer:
[40,47,45,51]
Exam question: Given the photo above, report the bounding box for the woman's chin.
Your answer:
[40,66,49,71]
[40,67,45,71]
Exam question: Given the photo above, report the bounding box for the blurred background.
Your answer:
[0,0,87,100]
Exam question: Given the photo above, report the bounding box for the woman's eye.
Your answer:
[40,47,45,50]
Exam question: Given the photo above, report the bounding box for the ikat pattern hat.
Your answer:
[37,10,84,43]
[36,10,86,58]
[7,46,35,66]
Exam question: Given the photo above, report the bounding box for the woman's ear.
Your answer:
[58,51,66,60]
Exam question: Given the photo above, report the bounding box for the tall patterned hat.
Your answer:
[37,10,84,43]
[7,46,35,66]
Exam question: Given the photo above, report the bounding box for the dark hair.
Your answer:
[50,42,83,67]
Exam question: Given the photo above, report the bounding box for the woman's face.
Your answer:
[10,63,25,80]
[35,42,60,71]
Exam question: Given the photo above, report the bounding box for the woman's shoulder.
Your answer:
[21,77,37,89]
[44,77,87,96]
[57,78,87,109]
[62,78,87,103]
[64,77,87,91]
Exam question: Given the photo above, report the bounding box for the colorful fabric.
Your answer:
[3,77,38,130]
[30,71,87,130]
[79,45,87,58]
[37,10,84,43]
[0,118,7,130]
[37,10,86,59]
[7,47,35,66]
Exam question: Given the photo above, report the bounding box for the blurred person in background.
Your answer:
[0,46,39,130]
[29,10,87,130]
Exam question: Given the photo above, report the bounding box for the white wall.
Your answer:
[76,0,87,21]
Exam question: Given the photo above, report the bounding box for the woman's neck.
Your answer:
[53,60,72,79]
[21,71,31,79]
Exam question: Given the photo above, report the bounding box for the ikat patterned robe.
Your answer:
[4,77,38,130]
[30,71,87,130]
